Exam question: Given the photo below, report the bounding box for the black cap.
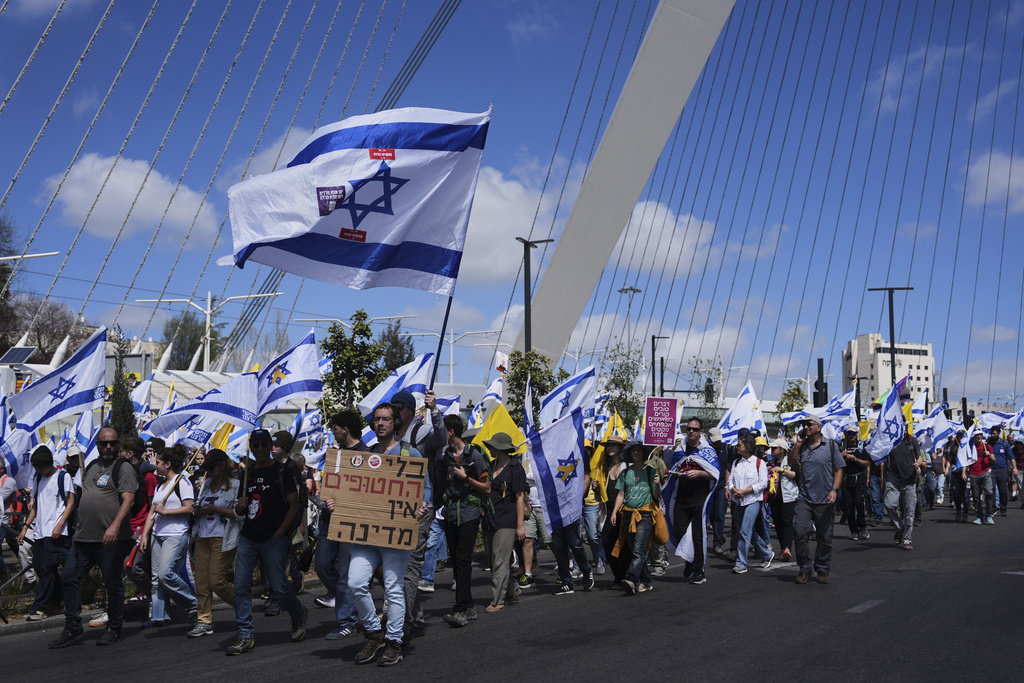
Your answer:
[250,428,272,442]
[202,449,230,471]
[145,437,165,450]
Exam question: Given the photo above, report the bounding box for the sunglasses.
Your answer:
[98,440,119,446]
[685,427,702,433]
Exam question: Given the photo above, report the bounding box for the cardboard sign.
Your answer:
[320,448,425,550]
[643,397,677,447]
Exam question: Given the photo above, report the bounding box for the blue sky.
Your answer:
[1,0,1022,406]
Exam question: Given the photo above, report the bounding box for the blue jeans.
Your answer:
[550,521,591,587]
[61,539,133,631]
[867,472,884,521]
[314,535,357,630]
[622,511,653,586]
[234,535,303,639]
[349,545,411,642]
[581,503,605,564]
[421,517,447,585]
[734,503,772,570]
[150,534,196,620]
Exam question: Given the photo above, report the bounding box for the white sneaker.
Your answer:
[88,612,108,627]
[314,595,335,608]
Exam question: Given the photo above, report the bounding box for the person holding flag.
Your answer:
[610,440,662,595]
[789,415,845,585]
[480,432,526,611]
[965,430,996,525]
[663,417,719,585]
[880,433,925,550]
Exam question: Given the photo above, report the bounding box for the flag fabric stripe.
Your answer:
[256,331,323,416]
[538,366,595,428]
[527,408,586,535]
[662,441,720,562]
[357,353,434,420]
[288,121,488,167]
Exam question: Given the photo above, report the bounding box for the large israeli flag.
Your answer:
[917,407,955,453]
[131,374,154,415]
[7,327,107,435]
[257,331,323,416]
[956,423,979,469]
[716,381,765,445]
[146,373,260,439]
[357,353,434,420]
[527,407,586,534]
[662,439,720,563]
[866,375,909,464]
[223,107,491,296]
[781,383,857,425]
[538,366,596,429]
[435,394,461,416]
[975,411,1015,432]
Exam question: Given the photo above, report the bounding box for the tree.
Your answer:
[504,350,569,429]
[377,320,415,375]
[686,355,724,425]
[14,295,91,364]
[776,379,809,437]
[107,326,137,437]
[320,309,385,413]
[600,341,646,430]
[160,308,223,371]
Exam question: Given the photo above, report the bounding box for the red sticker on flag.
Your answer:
[369,148,395,160]
[338,229,366,243]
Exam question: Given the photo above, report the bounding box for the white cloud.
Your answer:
[506,2,558,44]
[965,149,1024,213]
[45,152,220,245]
[937,356,1024,401]
[102,301,170,340]
[72,87,100,117]
[866,43,966,115]
[10,0,94,17]
[221,127,312,189]
[897,221,937,240]
[970,78,1018,123]
[612,200,718,277]
[971,323,1018,344]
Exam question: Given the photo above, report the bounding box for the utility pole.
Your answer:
[619,286,641,355]
[516,237,554,354]
[651,335,668,395]
[868,286,914,389]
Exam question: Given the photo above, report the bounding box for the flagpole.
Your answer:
[429,295,454,390]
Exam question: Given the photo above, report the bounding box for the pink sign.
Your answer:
[643,397,676,447]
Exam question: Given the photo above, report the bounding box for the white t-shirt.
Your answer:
[33,470,73,540]
[196,484,232,539]
[152,477,195,537]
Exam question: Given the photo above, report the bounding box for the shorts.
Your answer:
[523,506,550,544]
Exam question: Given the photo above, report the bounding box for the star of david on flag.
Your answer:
[715,381,765,445]
[222,107,490,296]
[256,330,323,416]
[145,373,260,439]
[538,366,595,429]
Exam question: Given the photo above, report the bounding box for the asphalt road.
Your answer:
[3,504,1021,682]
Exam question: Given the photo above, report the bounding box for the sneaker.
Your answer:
[88,612,108,627]
[95,628,122,646]
[48,627,84,649]
[570,567,583,580]
[290,606,308,642]
[902,540,913,551]
[795,572,809,585]
[450,580,457,592]
[650,565,665,577]
[552,582,574,596]
[187,608,199,626]
[484,604,504,613]
[759,550,775,570]
[973,518,983,525]
[893,532,903,545]
[377,639,403,667]
[850,533,860,541]
[683,564,694,579]
[354,631,385,664]
[817,572,830,585]
[264,597,281,617]
[732,567,747,574]
[504,587,521,606]
[713,545,724,555]
[622,579,637,595]
[416,580,435,593]
[860,531,870,540]
[595,560,606,575]
[126,593,149,603]
[986,516,995,525]
[314,594,336,608]
[25,610,48,621]
[781,547,791,561]
[517,574,535,589]
[689,573,706,585]
[325,625,357,640]
[637,583,653,593]
[187,622,213,638]
[466,606,478,621]
[582,570,595,592]
[442,612,469,627]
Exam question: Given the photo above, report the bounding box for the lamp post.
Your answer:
[650,335,668,395]
[868,286,913,389]
[293,314,417,330]
[137,291,284,371]
[0,251,59,262]
[618,286,641,355]
[562,348,607,374]
[402,329,499,383]
[517,237,554,354]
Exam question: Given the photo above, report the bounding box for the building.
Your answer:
[842,333,935,405]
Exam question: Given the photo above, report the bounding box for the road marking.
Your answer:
[847,600,883,613]
[1002,571,1024,576]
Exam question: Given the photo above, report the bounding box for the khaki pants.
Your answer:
[194,536,236,625]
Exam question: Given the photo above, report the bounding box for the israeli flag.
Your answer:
[435,394,461,416]
[7,327,107,435]
[131,374,154,416]
[319,354,333,377]
[257,331,323,416]
[481,376,503,407]
[298,408,324,442]
[716,381,765,445]
[1009,407,1024,432]
[975,411,1015,432]
[587,392,610,422]
[145,373,260,439]
[527,407,586,534]
[72,409,96,450]
[223,107,491,296]
[1,427,34,487]
[357,352,433,420]
[956,423,979,469]
[866,375,909,464]
[538,366,596,429]
[662,440,720,563]
[910,388,929,422]
[523,376,534,436]
[781,383,857,425]
[177,415,222,449]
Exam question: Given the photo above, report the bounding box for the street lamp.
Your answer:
[293,314,416,330]
[403,329,499,383]
[650,335,668,395]
[562,348,607,374]
[517,237,554,353]
[868,286,914,389]
[618,286,641,354]
[137,291,283,371]
[0,251,59,262]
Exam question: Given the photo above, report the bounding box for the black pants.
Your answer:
[601,505,626,581]
[31,536,70,613]
[992,468,1011,513]
[444,517,481,612]
[768,498,796,551]
[841,479,868,534]
[672,495,708,574]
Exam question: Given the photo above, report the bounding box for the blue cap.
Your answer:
[390,390,416,409]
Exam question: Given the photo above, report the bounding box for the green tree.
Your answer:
[160,308,223,371]
[686,355,723,425]
[600,341,646,430]
[504,350,569,428]
[776,379,809,437]
[106,326,137,437]
[320,309,385,413]
[377,320,415,375]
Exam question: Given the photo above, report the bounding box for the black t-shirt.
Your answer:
[671,450,713,501]
[886,436,920,487]
[242,461,298,543]
[842,444,869,478]
[487,460,527,529]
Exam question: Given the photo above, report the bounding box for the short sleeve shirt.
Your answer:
[242,461,298,543]
[33,470,73,540]
[152,477,195,537]
[614,466,657,509]
[487,460,527,529]
[77,458,139,542]
[796,439,844,505]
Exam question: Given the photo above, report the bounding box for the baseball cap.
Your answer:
[390,390,416,409]
[250,428,272,442]
[272,430,293,451]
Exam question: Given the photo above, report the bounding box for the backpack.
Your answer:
[33,469,71,505]
[442,443,494,525]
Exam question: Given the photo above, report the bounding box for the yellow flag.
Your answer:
[471,404,527,458]
[209,422,235,451]
[903,402,914,436]
[590,421,610,501]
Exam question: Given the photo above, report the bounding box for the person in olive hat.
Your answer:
[480,432,527,611]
